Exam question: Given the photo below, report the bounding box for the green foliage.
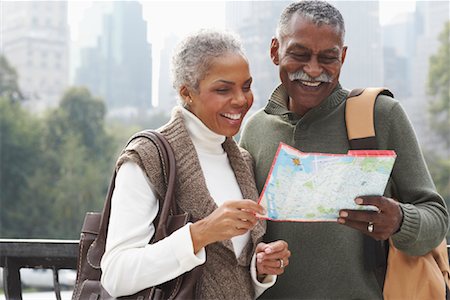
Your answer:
[38,87,116,238]
[0,86,117,238]
[424,151,450,212]
[0,55,143,238]
[0,98,43,236]
[426,22,450,225]
[46,87,111,158]
[0,55,23,101]
[425,147,449,208]
[427,22,450,148]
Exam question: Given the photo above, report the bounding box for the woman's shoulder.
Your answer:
[116,134,162,175]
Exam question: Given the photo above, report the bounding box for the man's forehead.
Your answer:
[284,41,341,52]
[283,14,344,44]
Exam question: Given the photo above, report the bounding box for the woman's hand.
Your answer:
[190,199,265,253]
[255,240,290,277]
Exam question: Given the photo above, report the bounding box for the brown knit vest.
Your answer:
[116,107,265,299]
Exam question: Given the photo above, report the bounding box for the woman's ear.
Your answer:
[179,86,193,105]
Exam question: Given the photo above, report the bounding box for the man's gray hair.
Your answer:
[277,1,345,42]
[171,29,245,94]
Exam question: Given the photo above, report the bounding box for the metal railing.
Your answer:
[0,239,79,300]
[1,239,450,300]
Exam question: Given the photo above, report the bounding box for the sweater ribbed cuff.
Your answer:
[171,223,205,268]
[250,254,276,298]
[391,203,420,247]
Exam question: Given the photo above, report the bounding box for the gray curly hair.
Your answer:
[171,29,245,96]
[277,1,345,43]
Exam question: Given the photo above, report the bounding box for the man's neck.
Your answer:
[287,84,343,116]
[288,96,326,117]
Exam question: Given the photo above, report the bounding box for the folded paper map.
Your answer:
[258,143,397,222]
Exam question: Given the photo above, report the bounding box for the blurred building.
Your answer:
[69,2,113,84]
[332,1,383,89]
[383,47,409,99]
[75,1,152,115]
[382,11,417,99]
[0,1,69,112]
[225,1,289,111]
[407,1,449,153]
[157,34,179,112]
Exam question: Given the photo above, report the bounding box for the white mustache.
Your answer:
[288,71,332,83]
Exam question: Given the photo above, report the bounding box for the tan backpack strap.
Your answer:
[345,87,393,150]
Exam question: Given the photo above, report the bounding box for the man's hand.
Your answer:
[255,240,291,277]
[338,196,403,240]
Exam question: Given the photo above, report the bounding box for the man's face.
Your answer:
[271,14,347,116]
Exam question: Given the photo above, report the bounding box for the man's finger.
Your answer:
[339,209,380,223]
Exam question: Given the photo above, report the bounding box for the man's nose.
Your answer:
[303,56,323,79]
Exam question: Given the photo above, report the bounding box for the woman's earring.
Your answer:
[189,98,193,104]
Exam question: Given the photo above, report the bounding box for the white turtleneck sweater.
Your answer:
[101,107,275,298]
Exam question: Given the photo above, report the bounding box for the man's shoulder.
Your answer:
[243,106,278,128]
[240,108,267,148]
[376,91,399,105]
[374,91,402,117]
[247,106,268,121]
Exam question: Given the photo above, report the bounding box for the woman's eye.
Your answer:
[242,85,251,92]
[216,88,230,94]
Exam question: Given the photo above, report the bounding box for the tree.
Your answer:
[36,87,117,238]
[0,55,24,101]
[0,56,42,237]
[47,87,111,157]
[427,21,450,151]
[1,83,119,238]
[0,98,46,237]
[426,22,450,209]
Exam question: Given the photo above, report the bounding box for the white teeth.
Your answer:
[222,113,241,120]
[301,81,321,87]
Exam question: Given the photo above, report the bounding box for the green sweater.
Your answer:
[240,84,448,299]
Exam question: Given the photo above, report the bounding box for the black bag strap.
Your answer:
[345,88,393,290]
[87,130,178,268]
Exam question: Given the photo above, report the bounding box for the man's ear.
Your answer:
[341,46,348,65]
[270,38,280,65]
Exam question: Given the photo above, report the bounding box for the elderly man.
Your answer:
[240,1,448,299]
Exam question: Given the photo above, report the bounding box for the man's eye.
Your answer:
[319,56,339,64]
[291,53,310,61]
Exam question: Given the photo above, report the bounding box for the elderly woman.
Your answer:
[100,29,290,299]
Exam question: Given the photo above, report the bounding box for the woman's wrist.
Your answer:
[190,220,208,253]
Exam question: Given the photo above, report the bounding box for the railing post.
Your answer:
[3,257,22,300]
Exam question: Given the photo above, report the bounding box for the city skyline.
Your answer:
[67,0,419,106]
[68,0,418,44]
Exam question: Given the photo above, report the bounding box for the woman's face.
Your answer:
[185,53,253,137]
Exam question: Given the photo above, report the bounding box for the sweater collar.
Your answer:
[265,83,348,121]
[180,107,226,155]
